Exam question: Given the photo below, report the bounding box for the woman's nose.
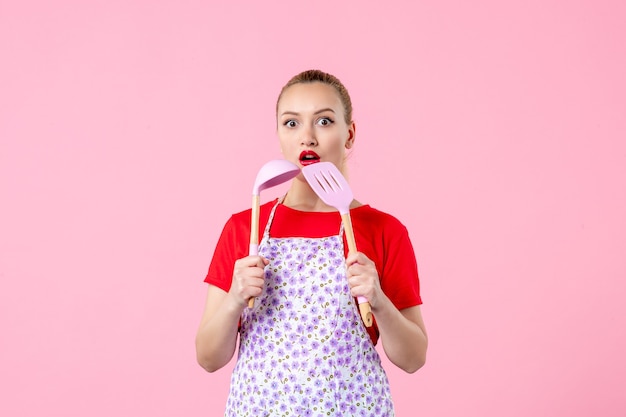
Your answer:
[300,126,317,146]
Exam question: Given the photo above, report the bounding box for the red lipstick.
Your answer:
[299,150,320,166]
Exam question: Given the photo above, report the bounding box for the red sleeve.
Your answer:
[380,221,422,310]
[204,201,277,291]
[204,215,243,292]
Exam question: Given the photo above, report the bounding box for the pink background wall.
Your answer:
[1,1,625,415]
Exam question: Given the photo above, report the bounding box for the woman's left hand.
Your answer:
[345,252,384,308]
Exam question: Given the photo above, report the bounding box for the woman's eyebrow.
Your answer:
[280,108,336,117]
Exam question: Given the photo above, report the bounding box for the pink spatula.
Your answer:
[248,159,300,308]
[302,162,373,327]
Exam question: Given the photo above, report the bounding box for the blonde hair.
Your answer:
[276,69,353,124]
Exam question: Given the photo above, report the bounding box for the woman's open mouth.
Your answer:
[299,150,320,166]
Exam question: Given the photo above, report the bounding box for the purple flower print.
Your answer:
[287,274,297,286]
[274,274,283,285]
[227,232,393,416]
[329,338,339,349]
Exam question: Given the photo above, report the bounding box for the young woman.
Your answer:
[196,69,428,416]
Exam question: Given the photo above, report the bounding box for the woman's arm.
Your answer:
[372,302,428,373]
[346,252,428,373]
[195,255,268,372]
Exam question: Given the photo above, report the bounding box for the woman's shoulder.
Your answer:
[353,204,407,230]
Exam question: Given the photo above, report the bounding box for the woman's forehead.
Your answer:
[278,82,343,113]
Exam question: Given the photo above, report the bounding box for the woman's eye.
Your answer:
[317,117,333,126]
[284,120,297,128]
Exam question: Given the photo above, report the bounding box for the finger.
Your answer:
[346,251,373,267]
[345,252,360,266]
[236,255,268,268]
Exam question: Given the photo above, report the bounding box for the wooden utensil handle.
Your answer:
[341,212,373,327]
[359,302,373,328]
[342,212,357,253]
[248,195,261,309]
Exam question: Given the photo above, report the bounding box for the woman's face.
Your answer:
[277,82,355,173]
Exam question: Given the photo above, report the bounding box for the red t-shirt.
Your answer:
[205,199,422,345]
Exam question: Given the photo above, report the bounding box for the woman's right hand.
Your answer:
[228,255,269,307]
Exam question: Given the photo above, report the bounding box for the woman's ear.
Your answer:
[345,121,356,149]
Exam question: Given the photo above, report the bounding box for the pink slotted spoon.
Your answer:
[302,162,373,327]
